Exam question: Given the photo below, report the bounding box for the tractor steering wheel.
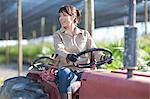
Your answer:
[75,48,113,68]
[29,56,55,71]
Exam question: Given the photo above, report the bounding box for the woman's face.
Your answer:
[59,12,74,28]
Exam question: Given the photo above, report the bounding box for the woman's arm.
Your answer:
[53,32,70,58]
[53,32,71,65]
[86,31,103,60]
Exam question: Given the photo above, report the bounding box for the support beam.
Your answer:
[84,0,95,36]
[41,17,45,44]
[17,0,23,76]
[52,23,56,34]
[144,0,148,35]
[5,32,10,65]
[41,17,45,37]
[0,16,2,37]
[85,0,95,64]
[0,3,2,37]
[128,0,136,26]
[32,30,37,39]
[84,0,88,32]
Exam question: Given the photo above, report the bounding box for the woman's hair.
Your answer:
[58,5,81,24]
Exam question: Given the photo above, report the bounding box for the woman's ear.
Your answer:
[72,15,77,24]
[71,15,76,21]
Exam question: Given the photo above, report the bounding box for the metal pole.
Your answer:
[0,19,2,39]
[124,0,137,78]
[84,0,88,32]
[41,17,45,37]
[84,0,95,65]
[84,0,95,36]
[32,30,37,39]
[0,11,2,37]
[17,0,23,76]
[0,2,1,38]
[128,0,136,26]
[52,23,56,34]
[144,0,148,35]
[5,32,9,65]
[41,17,45,44]
[89,0,95,37]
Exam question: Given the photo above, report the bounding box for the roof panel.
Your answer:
[0,0,149,40]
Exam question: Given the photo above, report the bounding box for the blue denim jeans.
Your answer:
[58,67,78,93]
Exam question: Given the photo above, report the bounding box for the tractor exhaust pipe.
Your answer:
[124,0,137,79]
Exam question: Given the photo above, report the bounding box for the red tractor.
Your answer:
[0,48,149,99]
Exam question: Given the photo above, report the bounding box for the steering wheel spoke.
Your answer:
[30,56,55,71]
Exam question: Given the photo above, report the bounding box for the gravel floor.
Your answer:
[0,63,28,82]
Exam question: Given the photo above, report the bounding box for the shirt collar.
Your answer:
[60,27,83,35]
[59,27,66,33]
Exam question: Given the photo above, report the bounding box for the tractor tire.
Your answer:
[0,76,48,99]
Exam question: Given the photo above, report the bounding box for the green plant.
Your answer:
[137,35,150,72]
[0,42,55,64]
[0,78,4,86]
[0,35,149,72]
[96,40,124,70]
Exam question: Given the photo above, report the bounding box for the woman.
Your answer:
[53,5,108,99]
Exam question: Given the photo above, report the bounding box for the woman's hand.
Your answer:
[101,56,113,64]
[66,54,78,62]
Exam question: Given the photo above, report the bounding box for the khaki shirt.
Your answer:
[53,27,100,71]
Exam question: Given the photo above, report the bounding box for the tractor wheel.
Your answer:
[0,76,48,99]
